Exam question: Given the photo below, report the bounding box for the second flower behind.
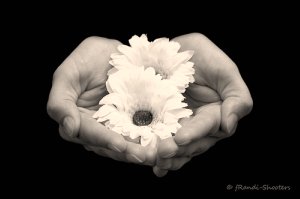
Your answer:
[109,34,195,93]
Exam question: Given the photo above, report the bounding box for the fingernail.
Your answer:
[63,117,74,137]
[176,134,191,146]
[227,114,238,134]
[108,144,122,153]
[157,160,171,169]
[128,154,144,163]
[177,139,191,146]
[162,151,176,158]
[153,166,168,178]
[192,149,205,157]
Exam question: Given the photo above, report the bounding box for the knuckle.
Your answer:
[187,32,207,42]
[192,147,206,156]
[171,161,187,171]
[95,148,109,157]
[82,36,102,45]
[223,131,233,138]
[239,95,253,117]
[244,96,254,112]
[146,150,157,165]
[82,36,121,49]
[83,145,92,151]
[52,67,61,81]
[46,100,58,119]
[58,127,70,141]
[157,160,172,170]
[171,164,183,171]
[192,141,212,156]
[175,147,185,156]
[47,100,67,123]
[110,39,122,47]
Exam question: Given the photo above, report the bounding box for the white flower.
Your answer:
[93,67,193,147]
[109,34,195,93]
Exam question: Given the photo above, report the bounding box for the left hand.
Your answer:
[153,33,253,177]
[47,37,156,166]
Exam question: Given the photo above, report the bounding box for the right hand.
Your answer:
[153,33,253,177]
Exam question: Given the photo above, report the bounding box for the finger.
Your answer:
[145,146,157,166]
[176,137,219,157]
[47,37,121,138]
[172,33,238,87]
[125,142,150,164]
[88,146,109,157]
[47,57,81,138]
[93,149,108,158]
[71,37,121,85]
[90,146,129,162]
[221,82,253,135]
[92,136,157,165]
[156,157,172,169]
[210,129,236,139]
[87,144,156,166]
[94,147,128,162]
[172,33,253,136]
[175,103,221,146]
[83,145,93,151]
[156,157,191,171]
[186,83,221,104]
[82,123,157,165]
[156,152,192,170]
[168,157,191,171]
[153,166,168,177]
[79,111,127,153]
[59,125,85,145]
[157,137,178,159]
[126,142,157,166]
[85,145,126,161]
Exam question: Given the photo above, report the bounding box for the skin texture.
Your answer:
[153,33,253,176]
[47,33,253,176]
[47,37,156,165]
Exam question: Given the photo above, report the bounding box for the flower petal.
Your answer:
[129,34,150,49]
[94,35,196,147]
[93,104,117,118]
[168,108,193,119]
[129,126,141,139]
[140,131,156,147]
[99,93,124,110]
[163,97,188,112]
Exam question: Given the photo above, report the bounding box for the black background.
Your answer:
[5,3,297,196]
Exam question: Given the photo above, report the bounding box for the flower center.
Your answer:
[133,110,153,126]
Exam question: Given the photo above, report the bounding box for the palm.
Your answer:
[69,38,120,111]
[172,34,229,131]
[158,34,232,160]
[49,37,123,146]
[55,37,157,165]
[76,77,108,112]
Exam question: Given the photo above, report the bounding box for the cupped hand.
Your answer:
[153,33,253,177]
[47,37,156,165]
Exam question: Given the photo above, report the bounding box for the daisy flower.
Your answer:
[109,34,195,93]
[93,67,193,147]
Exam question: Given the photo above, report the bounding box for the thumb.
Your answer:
[221,79,253,135]
[47,66,81,137]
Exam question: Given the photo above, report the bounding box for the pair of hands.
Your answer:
[47,33,253,177]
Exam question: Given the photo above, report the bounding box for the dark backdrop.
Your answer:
[6,3,297,196]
